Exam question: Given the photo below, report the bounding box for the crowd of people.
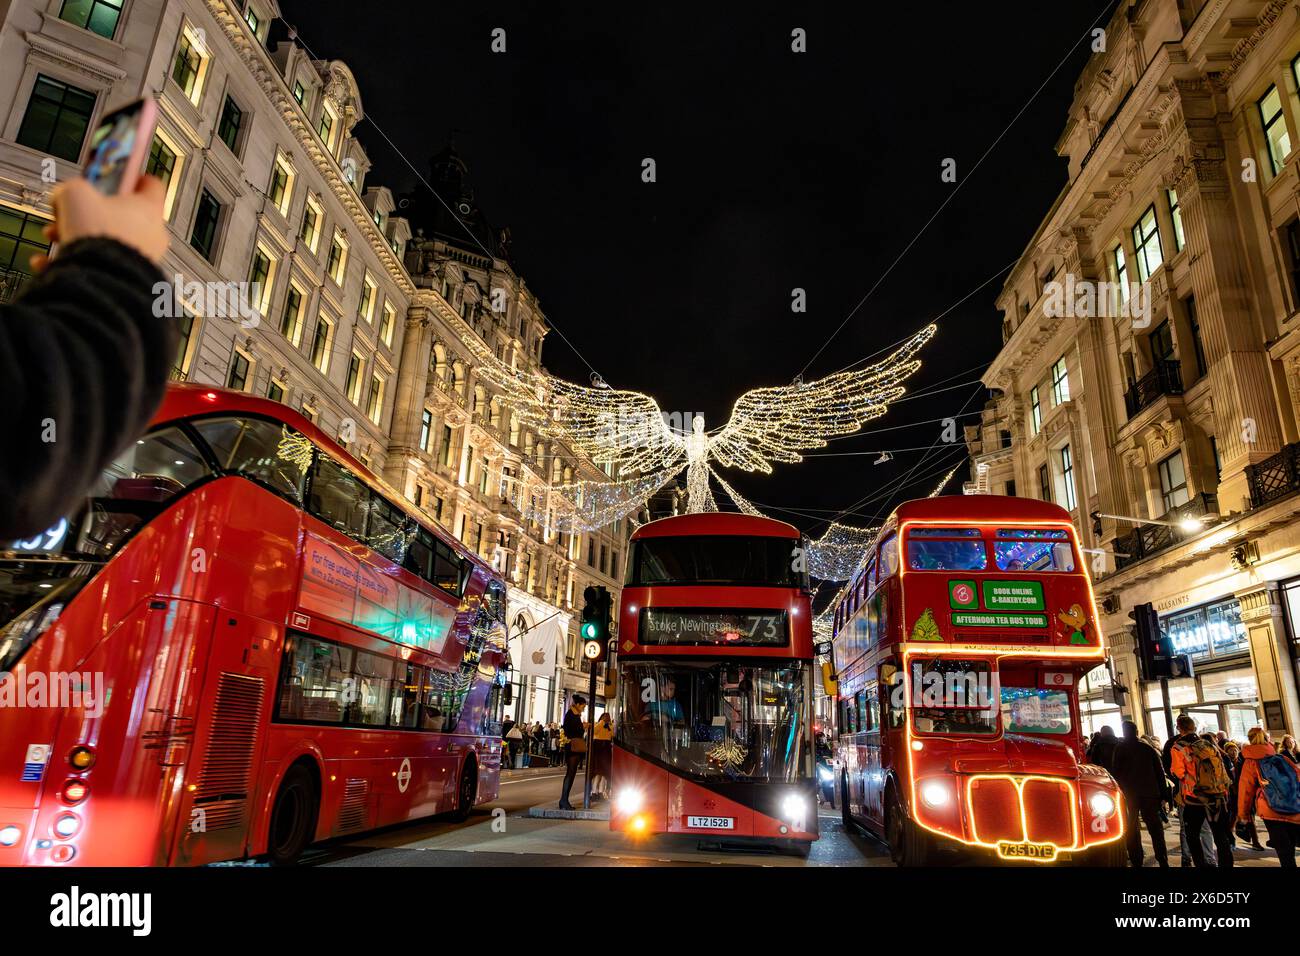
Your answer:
[1086,716,1300,868]
[499,700,615,811]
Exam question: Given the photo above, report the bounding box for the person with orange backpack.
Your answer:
[1168,715,1234,868]
[1237,726,1300,868]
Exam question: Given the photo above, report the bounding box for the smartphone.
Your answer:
[81,97,158,195]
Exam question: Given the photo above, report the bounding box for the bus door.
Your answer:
[172,609,279,865]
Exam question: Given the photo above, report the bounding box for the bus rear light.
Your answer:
[50,844,76,863]
[60,780,89,805]
[0,825,20,847]
[627,814,648,834]
[53,814,80,839]
[68,745,95,771]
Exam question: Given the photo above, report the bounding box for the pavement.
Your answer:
[301,770,1282,867]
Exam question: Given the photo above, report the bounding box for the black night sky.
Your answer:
[282,0,1117,537]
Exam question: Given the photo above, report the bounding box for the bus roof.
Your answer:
[888,495,1073,528]
[152,385,499,579]
[632,512,801,540]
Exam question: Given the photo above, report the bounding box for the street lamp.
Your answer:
[1095,511,1220,535]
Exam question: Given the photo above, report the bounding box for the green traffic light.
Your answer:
[581,621,599,639]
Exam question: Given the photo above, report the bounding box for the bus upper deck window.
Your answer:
[906,528,986,571]
[877,534,898,578]
[993,529,1075,572]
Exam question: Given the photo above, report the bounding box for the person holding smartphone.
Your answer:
[0,169,172,538]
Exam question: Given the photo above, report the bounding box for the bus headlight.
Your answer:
[615,789,643,815]
[1089,792,1116,818]
[0,825,19,847]
[920,781,950,809]
[782,795,807,819]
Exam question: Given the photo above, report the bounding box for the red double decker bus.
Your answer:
[0,385,507,866]
[831,495,1125,866]
[609,513,818,850]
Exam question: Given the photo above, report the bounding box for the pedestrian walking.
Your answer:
[1109,720,1169,867]
[1087,725,1118,770]
[1162,716,1218,865]
[1237,727,1300,868]
[558,695,588,810]
[1168,715,1234,868]
[1280,734,1300,766]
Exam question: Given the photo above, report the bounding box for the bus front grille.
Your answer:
[967,775,1076,849]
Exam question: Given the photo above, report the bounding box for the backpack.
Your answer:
[1257,755,1300,815]
[1176,739,1230,804]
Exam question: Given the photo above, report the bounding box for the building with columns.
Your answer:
[0,0,627,726]
[966,0,1300,742]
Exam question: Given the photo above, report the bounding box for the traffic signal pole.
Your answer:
[583,659,597,810]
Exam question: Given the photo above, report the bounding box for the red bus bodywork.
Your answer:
[832,496,1124,865]
[0,386,506,866]
[610,513,818,846]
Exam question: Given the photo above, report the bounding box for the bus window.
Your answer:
[1001,686,1072,734]
[434,540,468,596]
[866,559,876,593]
[346,650,394,726]
[993,530,1075,572]
[403,526,435,581]
[845,693,858,734]
[390,661,423,728]
[879,659,905,730]
[365,492,411,563]
[910,658,997,735]
[278,633,351,724]
[629,535,803,587]
[192,416,307,503]
[856,691,868,734]
[906,529,987,571]
[865,686,880,731]
[878,534,898,579]
[307,455,369,540]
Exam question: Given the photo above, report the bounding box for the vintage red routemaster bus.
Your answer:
[831,495,1125,866]
[609,513,818,850]
[0,385,507,866]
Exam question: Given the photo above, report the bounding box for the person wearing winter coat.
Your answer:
[1109,720,1168,867]
[1237,727,1300,868]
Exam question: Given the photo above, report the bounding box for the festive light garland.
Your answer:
[474,324,936,516]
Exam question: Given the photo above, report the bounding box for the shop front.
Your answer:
[1145,596,1260,741]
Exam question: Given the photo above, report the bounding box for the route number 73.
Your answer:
[747,615,777,640]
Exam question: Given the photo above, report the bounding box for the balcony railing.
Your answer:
[1246,441,1300,509]
[0,267,32,304]
[1112,492,1218,571]
[1124,360,1183,418]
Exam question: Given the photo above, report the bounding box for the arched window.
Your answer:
[490,396,503,428]
[433,343,448,381]
[473,385,486,416]
[509,413,520,446]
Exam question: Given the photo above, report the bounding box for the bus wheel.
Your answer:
[267,763,319,866]
[448,758,477,822]
[886,785,931,867]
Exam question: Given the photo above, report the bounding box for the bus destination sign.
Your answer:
[640,608,789,646]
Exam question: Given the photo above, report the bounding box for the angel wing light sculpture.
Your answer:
[475,324,936,529]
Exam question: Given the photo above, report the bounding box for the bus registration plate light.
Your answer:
[996,841,1057,862]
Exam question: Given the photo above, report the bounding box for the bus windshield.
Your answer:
[629,535,806,587]
[616,660,810,782]
[0,424,212,671]
[993,529,1075,572]
[906,529,987,571]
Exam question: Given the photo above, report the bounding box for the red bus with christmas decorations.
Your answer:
[0,385,507,867]
[829,495,1125,865]
[609,513,818,850]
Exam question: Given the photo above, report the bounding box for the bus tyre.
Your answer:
[267,763,319,866]
[449,758,477,822]
[886,784,931,867]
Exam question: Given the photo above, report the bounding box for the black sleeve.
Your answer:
[0,238,171,538]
